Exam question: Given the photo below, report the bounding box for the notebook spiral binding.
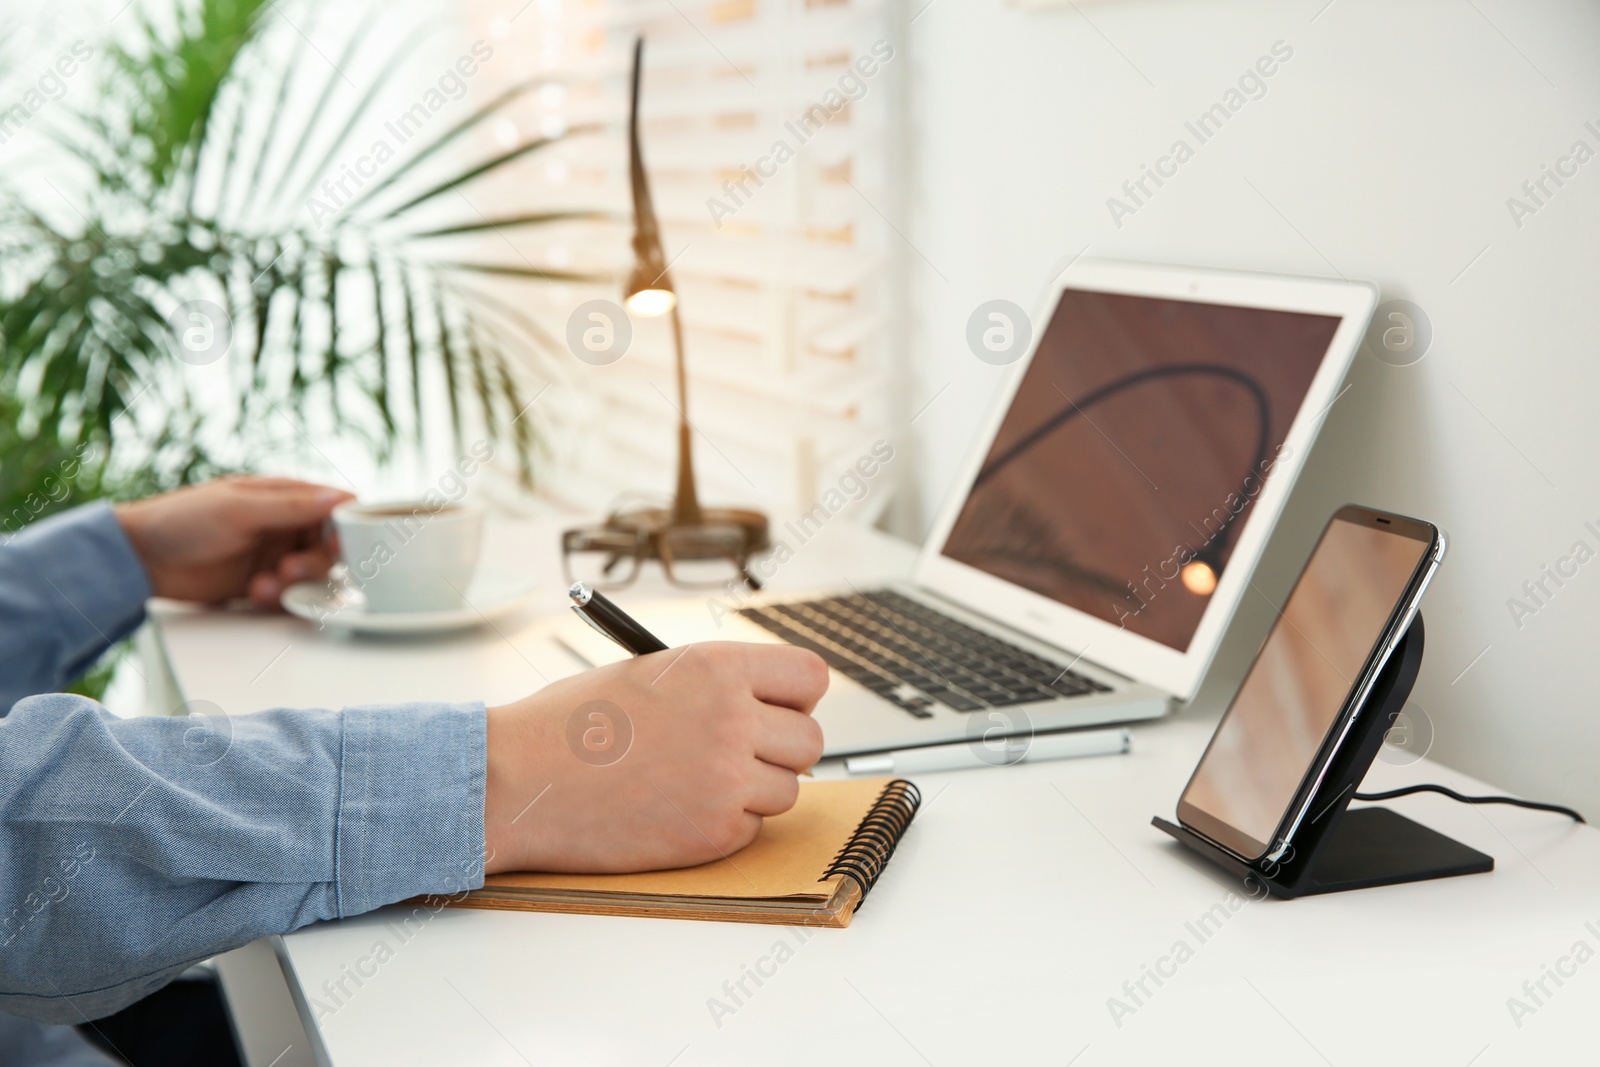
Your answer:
[820,779,921,908]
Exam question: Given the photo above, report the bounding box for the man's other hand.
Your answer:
[115,476,353,607]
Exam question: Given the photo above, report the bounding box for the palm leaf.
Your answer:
[106,0,276,191]
[249,255,276,387]
[439,262,612,284]
[3,0,611,497]
[494,334,537,487]
[256,5,383,224]
[206,44,268,221]
[235,9,316,223]
[286,272,307,421]
[399,263,423,438]
[405,210,615,240]
[336,74,574,218]
[451,282,568,359]
[379,127,603,220]
[464,318,500,447]
[323,252,343,422]
[433,282,463,450]
[367,260,396,438]
[274,19,443,219]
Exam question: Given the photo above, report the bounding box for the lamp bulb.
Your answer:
[625,288,677,318]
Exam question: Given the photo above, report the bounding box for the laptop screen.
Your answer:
[940,287,1342,653]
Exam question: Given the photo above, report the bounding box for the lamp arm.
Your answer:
[628,37,668,278]
[628,36,699,524]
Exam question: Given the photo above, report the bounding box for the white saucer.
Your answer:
[282,571,544,634]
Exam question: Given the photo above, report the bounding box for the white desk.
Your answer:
[155,516,1600,1067]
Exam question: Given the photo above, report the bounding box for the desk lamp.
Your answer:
[560,37,769,593]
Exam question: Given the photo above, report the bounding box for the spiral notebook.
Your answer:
[449,778,920,928]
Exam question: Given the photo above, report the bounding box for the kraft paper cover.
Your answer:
[479,777,892,902]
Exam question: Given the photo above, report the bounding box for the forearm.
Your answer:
[0,694,487,1023]
[0,503,151,709]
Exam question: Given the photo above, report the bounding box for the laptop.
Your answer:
[558,260,1378,757]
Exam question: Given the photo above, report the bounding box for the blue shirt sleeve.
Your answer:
[0,502,152,712]
[0,695,487,1024]
[0,505,490,1024]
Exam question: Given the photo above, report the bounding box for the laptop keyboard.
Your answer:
[739,588,1111,719]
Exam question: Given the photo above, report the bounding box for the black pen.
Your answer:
[569,582,668,655]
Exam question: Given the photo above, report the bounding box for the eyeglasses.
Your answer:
[562,510,767,592]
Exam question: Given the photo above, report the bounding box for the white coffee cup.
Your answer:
[332,500,485,613]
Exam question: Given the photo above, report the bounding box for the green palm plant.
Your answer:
[0,0,615,502]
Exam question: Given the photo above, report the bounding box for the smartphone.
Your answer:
[1176,505,1444,866]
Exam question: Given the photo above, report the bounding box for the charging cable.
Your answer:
[1353,783,1586,824]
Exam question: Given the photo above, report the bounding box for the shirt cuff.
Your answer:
[6,502,152,674]
[335,701,488,915]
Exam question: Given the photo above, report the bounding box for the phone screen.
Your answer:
[1177,510,1435,861]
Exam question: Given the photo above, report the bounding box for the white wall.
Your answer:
[899,0,1600,816]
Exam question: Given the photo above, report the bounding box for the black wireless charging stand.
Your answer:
[1153,615,1494,898]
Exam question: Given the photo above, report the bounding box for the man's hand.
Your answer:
[483,643,829,874]
[115,477,353,607]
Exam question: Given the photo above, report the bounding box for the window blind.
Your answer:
[461,0,897,522]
